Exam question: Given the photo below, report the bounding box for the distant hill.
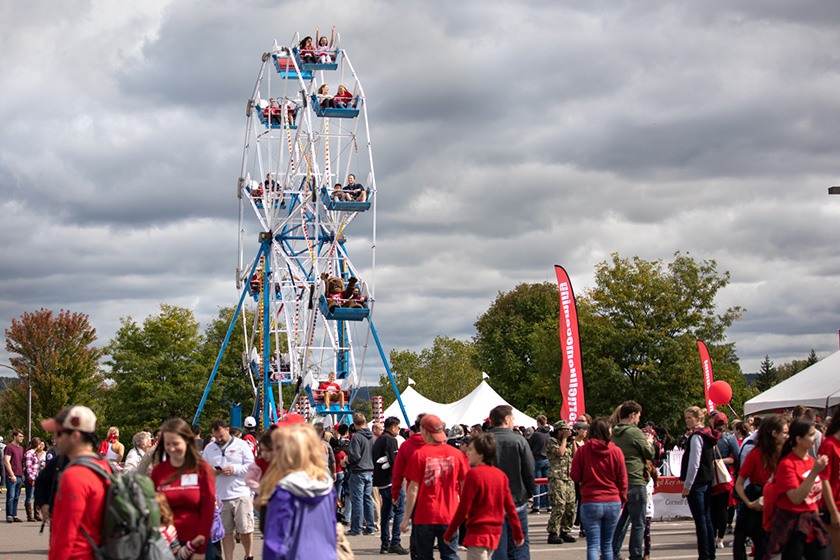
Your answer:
[0,376,22,392]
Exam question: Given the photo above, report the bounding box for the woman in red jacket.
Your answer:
[571,417,627,560]
[151,418,216,560]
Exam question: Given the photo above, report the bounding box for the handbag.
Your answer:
[711,446,734,495]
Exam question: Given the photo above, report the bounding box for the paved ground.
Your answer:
[0,497,731,559]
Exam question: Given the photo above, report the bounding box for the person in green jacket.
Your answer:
[611,401,654,560]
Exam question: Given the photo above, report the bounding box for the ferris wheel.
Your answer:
[194,31,409,429]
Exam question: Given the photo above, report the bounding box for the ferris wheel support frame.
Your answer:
[194,235,281,429]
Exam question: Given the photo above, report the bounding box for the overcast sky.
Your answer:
[2,1,840,389]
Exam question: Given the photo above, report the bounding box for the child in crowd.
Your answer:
[246,429,276,532]
[259,423,337,560]
[157,493,206,559]
[443,432,524,560]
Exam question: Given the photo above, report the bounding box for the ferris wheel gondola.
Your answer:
[194,31,408,429]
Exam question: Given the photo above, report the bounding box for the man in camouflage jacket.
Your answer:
[546,420,577,544]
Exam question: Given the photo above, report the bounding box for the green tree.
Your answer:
[473,253,748,434]
[1,308,105,438]
[105,304,207,435]
[473,283,561,416]
[375,336,482,408]
[776,349,820,382]
[198,306,259,427]
[754,355,779,392]
[580,253,746,432]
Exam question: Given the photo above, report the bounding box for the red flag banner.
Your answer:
[697,340,715,412]
[555,265,586,423]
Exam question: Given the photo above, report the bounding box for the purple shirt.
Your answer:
[5,443,24,477]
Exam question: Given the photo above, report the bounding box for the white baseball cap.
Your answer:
[41,405,97,434]
[244,416,257,428]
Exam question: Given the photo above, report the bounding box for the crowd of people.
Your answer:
[3,399,839,560]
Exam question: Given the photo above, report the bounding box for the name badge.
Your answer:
[181,473,198,487]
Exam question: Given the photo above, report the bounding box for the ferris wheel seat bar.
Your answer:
[318,295,370,321]
[271,54,313,79]
[310,93,360,118]
[257,109,298,130]
[305,387,354,416]
[291,47,341,71]
[321,186,371,212]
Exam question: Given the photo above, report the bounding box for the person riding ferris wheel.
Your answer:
[194,28,408,429]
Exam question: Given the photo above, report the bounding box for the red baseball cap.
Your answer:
[275,413,307,429]
[420,414,447,443]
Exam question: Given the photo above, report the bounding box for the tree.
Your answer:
[198,306,260,427]
[473,283,561,417]
[776,349,820,382]
[1,308,105,438]
[473,252,748,434]
[105,304,207,435]
[754,355,779,392]
[374,336,482,409]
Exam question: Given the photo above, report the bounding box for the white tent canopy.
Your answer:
[744,349,840,415]
[382,380,538,429]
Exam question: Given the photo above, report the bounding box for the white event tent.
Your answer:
[382,380,538,429]
[743,349,840,415]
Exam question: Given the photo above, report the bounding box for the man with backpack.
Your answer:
[41,405,111,560]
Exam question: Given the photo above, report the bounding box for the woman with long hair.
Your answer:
[23,437,44,521]
[679,406,718,560]
[150,418,216,560]
[570,417,627,560]
[764,418,838,559]
[818,414,840,559]
[259,423,337,560]
[732,414,789,560]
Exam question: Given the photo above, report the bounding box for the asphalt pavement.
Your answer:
[0,496,730,559]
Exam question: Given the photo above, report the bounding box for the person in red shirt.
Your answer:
[570,417,627,560]
[765,418,839,559]
[818,414,840,559]
[732,414,788,560]
[151,418,216,560]
[443,432,523,558]
[391,414,427,559]
[400,414,469,560]
[334,85,354,109]
[42,405,111,560]
[319,371,345,409]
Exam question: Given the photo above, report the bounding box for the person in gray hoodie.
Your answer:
[345,412,376,536]
[611,401,654,560]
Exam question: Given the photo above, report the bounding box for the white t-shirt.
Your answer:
[202,436,255,500]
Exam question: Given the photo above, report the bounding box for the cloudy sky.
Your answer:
[2,1,840,388]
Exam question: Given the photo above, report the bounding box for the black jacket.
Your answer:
[372,432,399,488]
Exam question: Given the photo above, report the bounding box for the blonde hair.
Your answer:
[685,406,707,423]
[108,427,120,438]
[155,492,173,526]
[258,424,329,506]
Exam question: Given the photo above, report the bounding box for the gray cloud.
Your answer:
[2,0,840,386]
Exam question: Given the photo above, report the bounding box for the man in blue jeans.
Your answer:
[345,413,376,536]
[4,429,25,523]
[529,415,551,513]
[611,401,654,560]
[373,416,409,554]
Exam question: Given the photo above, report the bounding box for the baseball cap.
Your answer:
[244,416,257,428]
[275,413,307,429]
[712,412,728,426]
[554,420,571,431]
[41,405,97,434]
[420,414,447,443]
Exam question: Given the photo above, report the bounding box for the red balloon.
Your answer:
[708,380,732,405]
